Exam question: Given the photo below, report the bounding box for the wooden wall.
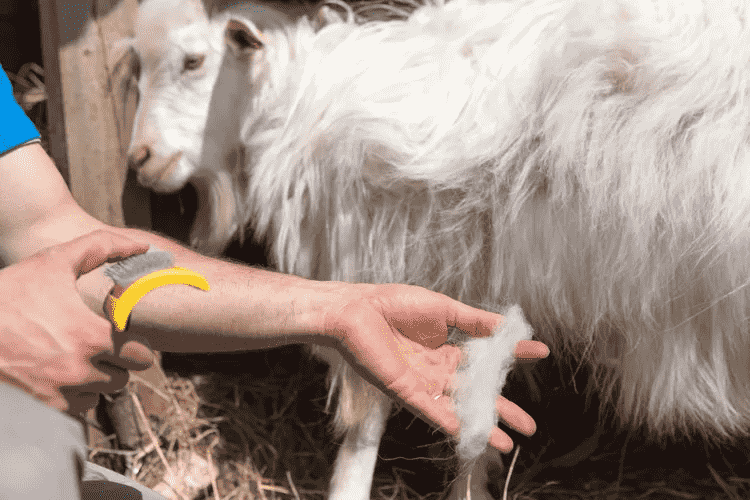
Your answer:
[38,0,157,450]
[39,0,152,231]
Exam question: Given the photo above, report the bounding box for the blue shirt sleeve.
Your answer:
[0,64,41,156]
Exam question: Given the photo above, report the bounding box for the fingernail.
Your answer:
[525,419,537,436]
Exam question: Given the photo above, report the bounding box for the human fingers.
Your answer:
[0,368,74,412]
[60,359,132,415]
[66,334,151,391]
[392,374,459,437]
[43,229,149,278]
[514,340,550,361]
[112,330,154,371]
[89,354,131,388]
[488,428,515,454]
[495,394,536,437]
[60,386,101,415]
[9,313,117,391]
[70,363,129,399]
[408,389,520,455]
[0,313,97,412]
[445,298,506,339]
[0,365,60,409]
[78,350,147,395]
[435,396,536,453]
[111,339,155,371]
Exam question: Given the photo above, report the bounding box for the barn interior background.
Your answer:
[3,0,750,498]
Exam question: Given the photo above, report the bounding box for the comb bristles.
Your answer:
[103,246,175,288]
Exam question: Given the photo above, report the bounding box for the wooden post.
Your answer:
[38,0,160,451]
[38,0,142,226]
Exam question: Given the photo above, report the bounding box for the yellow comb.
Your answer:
[103,247,210,332]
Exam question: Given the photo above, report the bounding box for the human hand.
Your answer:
[324,283,549,453]
[0,229,153,414]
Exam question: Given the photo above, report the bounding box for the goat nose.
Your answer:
[128,145,151,170]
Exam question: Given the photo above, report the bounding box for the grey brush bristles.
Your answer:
[103,245,175,288]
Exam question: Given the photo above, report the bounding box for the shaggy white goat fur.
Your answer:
[454,305,533,463]
[129,0,750,498]
[216,0,750,441]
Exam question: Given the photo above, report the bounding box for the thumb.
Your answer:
[447,298,505,339]
[118,340,156,371]
[53,229,150,278]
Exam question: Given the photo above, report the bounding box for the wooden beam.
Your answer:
[37,0,69,186]
[38,0,143,228]
[38,0,158,451]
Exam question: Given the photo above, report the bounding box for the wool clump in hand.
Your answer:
[453,304,534,462]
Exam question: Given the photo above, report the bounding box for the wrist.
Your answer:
[305,279,359,348]
[315,281,384,351]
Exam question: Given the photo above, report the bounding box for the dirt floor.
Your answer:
[6,0,750,498]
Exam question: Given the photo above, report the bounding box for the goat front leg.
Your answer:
[327,392,391,500]
[450,447,503,500]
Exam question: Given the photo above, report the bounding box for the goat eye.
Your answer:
[183,54,205,72]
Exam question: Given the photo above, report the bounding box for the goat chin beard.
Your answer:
[189,171,240,256]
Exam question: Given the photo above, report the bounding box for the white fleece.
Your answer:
[453,305,533,463]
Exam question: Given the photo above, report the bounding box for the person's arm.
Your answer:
[0,142,346,353]
[0,141,549,449]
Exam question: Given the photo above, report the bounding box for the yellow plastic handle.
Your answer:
[106,267,210,332]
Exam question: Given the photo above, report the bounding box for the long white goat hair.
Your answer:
[130,0,750,497]
[129,2,534,499]
[209,0,750,446]
[454,305,533,463]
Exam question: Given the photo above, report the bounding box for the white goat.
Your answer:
[126,0,388,255]
[128,0,750,498]
[126,0,300,255]
[128,1,527,498]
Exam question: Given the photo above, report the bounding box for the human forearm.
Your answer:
[0,143,343,353]
[77,226,347,353]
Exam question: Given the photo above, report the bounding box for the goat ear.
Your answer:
[312,5,347,31]
[225,18,264,58]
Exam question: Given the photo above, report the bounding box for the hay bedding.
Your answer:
[7,0,750,498]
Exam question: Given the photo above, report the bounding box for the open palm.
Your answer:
[325,283,549,453]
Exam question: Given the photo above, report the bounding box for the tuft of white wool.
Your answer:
[453,305,533,463]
